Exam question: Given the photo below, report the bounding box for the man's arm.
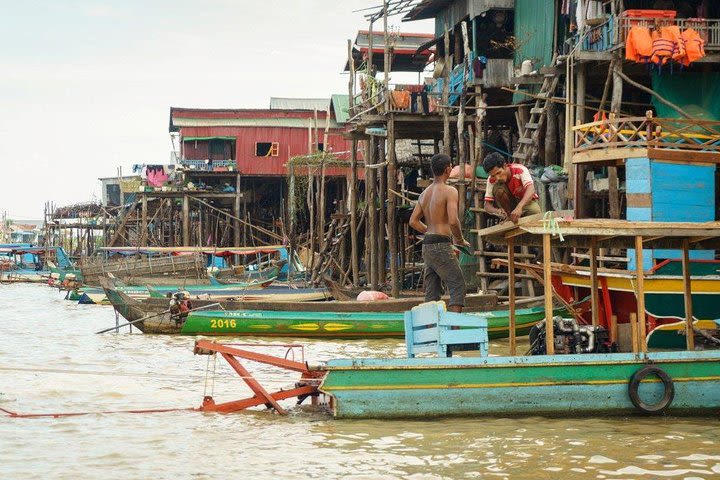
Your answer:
[510,182,536,223]
[446,188,468,245]
[409,198,427,234]
[484,200,506,218]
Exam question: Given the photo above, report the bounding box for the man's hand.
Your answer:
[510,207,522,223]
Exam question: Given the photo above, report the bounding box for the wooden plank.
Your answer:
[681,239,696,351]
[648,148,720,165]
[572,147,647,164]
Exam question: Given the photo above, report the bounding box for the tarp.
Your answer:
[652,72,720,121]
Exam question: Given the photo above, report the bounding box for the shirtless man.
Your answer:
[409,153,469,313]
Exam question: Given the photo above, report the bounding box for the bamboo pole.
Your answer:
[349,140,359,286]
[377,141,387,285]
[347,39,355,118]
[442,19,451,154]
[367,137,378,289]
[387,114,399,297]
[681,239,696,351]
[590,236,599,326]
[634,236,647,353]
[543,233,554,355]
[508,236,517,356]
[182,195,190,246]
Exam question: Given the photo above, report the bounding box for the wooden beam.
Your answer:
[543,233,554,355]
[634,236,647,353]
[508,236,517,356]
[590,236,599,327]
[681,239,696,351]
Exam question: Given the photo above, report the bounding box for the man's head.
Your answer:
[483,152,511,183]
[430,153,452,178]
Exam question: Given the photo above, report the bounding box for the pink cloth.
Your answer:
[356,291,390,301]
[146,168,168,187]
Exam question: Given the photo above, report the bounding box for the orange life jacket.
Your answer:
[625,26,653,62]
[650,28,675,65]
[681,28,706,65]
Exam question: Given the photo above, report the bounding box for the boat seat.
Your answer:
[404,301,488,358]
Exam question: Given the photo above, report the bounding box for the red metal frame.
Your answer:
[194,340,325,415]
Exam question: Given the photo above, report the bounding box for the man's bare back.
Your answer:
[410,180,466,244]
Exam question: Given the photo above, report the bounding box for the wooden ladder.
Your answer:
[512,68,560,165]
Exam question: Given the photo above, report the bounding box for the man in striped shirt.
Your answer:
[482,153,541,223]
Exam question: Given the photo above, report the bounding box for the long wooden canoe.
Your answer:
[103,283,562,337]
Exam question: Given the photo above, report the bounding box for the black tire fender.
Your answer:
[628,365,675,414]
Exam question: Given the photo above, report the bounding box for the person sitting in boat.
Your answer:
[482,153,541,223]
[169,291,193,326]
[409,153,469,313]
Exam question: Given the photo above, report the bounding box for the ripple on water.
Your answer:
[1,284,720,479]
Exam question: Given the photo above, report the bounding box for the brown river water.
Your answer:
[1,283,719,479]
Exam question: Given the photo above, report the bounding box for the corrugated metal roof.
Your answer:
[173,117,342,129]
[269,97,330,111]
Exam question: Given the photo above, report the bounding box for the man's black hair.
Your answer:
[482,152,507,173]
[430,153,452,177]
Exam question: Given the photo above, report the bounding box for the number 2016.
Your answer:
[210,319,237,329]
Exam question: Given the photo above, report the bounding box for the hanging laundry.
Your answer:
[625,26,653,62]
[146,165,168,187]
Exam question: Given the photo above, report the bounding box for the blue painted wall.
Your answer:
[626,158,715,269]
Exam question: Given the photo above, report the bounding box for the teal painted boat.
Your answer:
[77,278,278,305]
[320,351,720,418]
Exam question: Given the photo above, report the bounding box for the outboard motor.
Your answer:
[529,316,617,355]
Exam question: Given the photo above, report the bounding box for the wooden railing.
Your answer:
[577,14,720,53]
[574,114,720,156]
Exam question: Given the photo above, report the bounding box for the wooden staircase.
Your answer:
[512,67,560,165]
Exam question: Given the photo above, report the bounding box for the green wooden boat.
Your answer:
[178,304,569,338]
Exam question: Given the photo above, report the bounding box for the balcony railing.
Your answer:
[180,159,236,171]
[577,14,720,54]
[574,114,720,158]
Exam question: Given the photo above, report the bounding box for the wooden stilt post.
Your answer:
[543,233,554,355]
[367,137,378,289]
[634,236,647,353]
[442,19,451,155]
[681,239,696,351]
[377,141,386,285]
[350,139,359,286]
[288,163,296,279]
[234,174,241,248]
[182,195,190,247]
[590,236,599,326]
[387,114,399,297]
[140,194,148,247]
[508,236,516,356]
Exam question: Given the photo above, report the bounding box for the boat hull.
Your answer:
[178,305,564,338]
[320,351,720,418]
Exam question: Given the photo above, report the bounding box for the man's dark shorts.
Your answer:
[422,234,466,307]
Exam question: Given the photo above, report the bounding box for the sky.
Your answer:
[0,0,432,219]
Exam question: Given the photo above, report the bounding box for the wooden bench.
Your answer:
[404,301,489,358]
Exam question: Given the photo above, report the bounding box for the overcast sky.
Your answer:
[0,0,431,219]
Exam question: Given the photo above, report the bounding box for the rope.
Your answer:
[542,212,565,242]
[0,406,198,419]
